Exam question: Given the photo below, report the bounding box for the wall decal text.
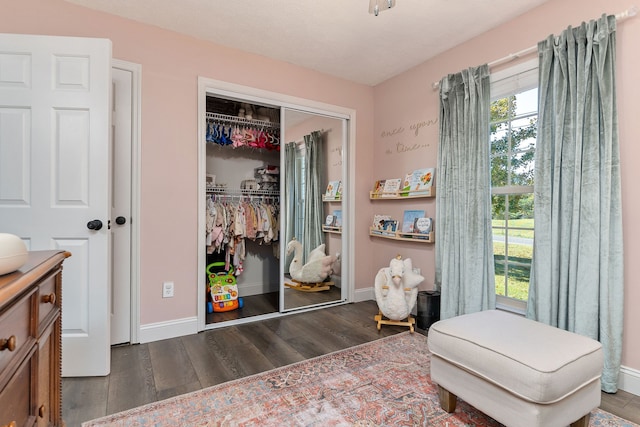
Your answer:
[410,118,438,136]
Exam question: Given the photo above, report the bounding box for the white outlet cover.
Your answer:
[163,281,174,298]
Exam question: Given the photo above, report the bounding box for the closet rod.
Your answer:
[207,188,279,196]
[206,112,280,129]
[431,5,638,90]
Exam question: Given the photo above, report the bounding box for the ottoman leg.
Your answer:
[570,413,590,427]
[437,385,457,412]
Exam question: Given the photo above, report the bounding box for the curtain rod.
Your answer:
[431,5,637,90]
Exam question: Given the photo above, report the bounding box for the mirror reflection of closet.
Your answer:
[282,108,346,311]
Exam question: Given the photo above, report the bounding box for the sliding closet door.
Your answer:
[280,108,349,312]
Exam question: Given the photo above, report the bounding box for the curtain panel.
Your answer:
[528,14,623,392]
[302,131,324,263]
[284,141,297,273]
[435,64,496,320]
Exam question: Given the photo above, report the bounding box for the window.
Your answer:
[489,60,538,311]
[294,144,306,239]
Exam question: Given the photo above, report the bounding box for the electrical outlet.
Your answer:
[162,281,174,298]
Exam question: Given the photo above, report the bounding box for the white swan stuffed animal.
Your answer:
[374,256,424,321]
[286,238,337,283]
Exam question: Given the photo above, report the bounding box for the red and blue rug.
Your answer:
[83,332,637,426]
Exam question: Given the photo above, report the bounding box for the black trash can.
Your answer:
[417,290,441,330]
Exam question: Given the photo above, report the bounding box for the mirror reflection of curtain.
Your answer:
[284,141,297,273]
[302,131,324,262]
[284,130,325,270]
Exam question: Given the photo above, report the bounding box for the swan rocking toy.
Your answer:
[374,255,424,333]
[286,238,338,284]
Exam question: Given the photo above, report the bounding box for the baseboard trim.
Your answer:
[619,365,640,396]
[239,282,279,297]
[354,286,374,303]
[139,316,198,344]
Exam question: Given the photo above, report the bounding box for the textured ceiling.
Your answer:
[64,0,551,86]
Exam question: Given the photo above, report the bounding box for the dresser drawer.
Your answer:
[0,289,36,383]
[37,271,59,330]
[0,347,37,427]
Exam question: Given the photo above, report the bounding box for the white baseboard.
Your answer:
[139,316,198,344]
[619,365,640,396]
[354,286,374,303]
[240,282,279,297]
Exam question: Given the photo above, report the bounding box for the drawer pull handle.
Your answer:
[0,335,16,352]
[2,421,17,427]
[42,293,56,305]
[39,404,47,418]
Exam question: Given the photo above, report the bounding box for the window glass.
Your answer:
[490,84,537,307]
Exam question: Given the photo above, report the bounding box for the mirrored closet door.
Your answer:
[280,108,348,312]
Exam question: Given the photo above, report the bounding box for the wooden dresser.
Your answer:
[0,251,69,427]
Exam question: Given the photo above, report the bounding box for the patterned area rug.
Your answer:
[84,332,637,427]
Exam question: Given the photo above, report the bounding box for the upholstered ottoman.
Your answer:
[428,310,603,427]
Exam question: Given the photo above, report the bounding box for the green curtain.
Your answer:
[436,64,496,319]
[528,14,623,392]
[301,131,324,262]
[284,141,297,273]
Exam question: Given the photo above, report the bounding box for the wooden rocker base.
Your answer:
[374,311,415,333]
[284,279,334,292]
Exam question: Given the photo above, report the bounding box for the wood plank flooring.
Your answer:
[62,300,640,427]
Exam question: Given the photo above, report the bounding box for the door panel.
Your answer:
[110,66,133,345]
[0,33,112,376]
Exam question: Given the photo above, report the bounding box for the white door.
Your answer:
[110,65,133,345]
[0,33,112,376]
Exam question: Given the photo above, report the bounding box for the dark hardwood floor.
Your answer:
[62,300,640,427]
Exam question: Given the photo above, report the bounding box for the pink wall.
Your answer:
[1,0,375,325]
[372,0,640,371]
[3,0,638,375]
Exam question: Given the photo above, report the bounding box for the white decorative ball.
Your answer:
[0,233,28,275]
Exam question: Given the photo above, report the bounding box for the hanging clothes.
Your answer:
[205,192,280,275]
[205,112,280,151]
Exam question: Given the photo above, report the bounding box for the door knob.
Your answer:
[87,219,103,230]
[115,216,127,225]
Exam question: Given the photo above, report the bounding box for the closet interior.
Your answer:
[203,89,349,328]
[205,96,282,325]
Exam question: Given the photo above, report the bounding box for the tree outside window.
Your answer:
[490,88,537,304]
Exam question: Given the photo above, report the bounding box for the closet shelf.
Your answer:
[206,112,280,130]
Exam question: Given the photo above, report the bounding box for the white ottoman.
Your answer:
[428,310,603,427]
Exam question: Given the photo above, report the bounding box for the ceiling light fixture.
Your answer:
[369,0,396,16]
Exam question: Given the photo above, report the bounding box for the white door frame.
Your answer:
[112,58,142,344]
